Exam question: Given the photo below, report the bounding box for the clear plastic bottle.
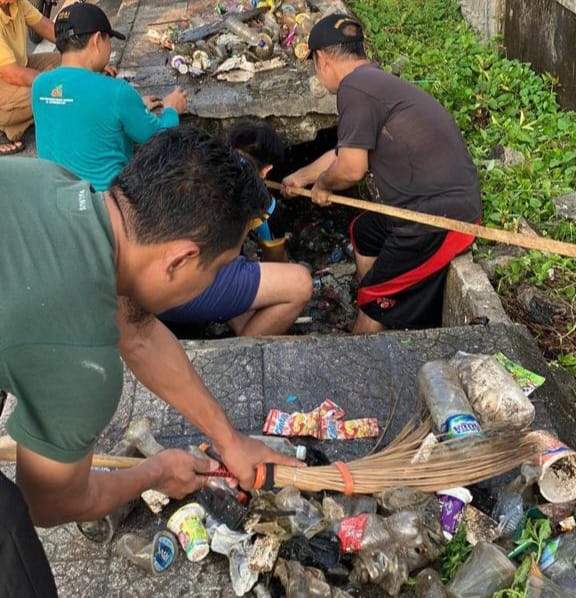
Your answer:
[492,462,540,538]
[417,360,483,440]
[250,435,307,461]
[540,530,576,591]
[415,568,448,597]
[274,487,325,538]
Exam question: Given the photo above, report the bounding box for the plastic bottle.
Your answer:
[167,502,210,562]
[224,15,274,58]
[250,435,307,461]
[492,462,540,538]
[417,360,483,440]
[228,538,259,596]
[274,487,325,538]
[540,530,576,590]
[415,568,448,597]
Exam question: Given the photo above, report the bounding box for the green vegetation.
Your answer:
[439,524,473,582]
[349,0,576,370]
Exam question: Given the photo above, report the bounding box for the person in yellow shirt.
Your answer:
[0,0,59,154]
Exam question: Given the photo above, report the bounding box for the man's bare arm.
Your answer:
[0,62,40,86]
[316,147,369,191]
[117,301,300,488]
[16,444,214,527]
[29,16,56,44]
[281,149,337,196]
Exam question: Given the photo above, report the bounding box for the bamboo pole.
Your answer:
[0,439,143,469]
[266,181,576,258]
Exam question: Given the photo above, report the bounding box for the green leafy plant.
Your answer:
[493,518,552,598]
[439,524,473,582]
[349,0,576,370]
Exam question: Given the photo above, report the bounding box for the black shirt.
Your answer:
[337,63,482,236]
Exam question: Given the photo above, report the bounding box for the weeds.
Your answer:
[349,0,576,369]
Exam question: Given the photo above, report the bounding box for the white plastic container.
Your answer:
[167,503,209,562]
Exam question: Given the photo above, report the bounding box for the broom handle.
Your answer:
[0,441,144,469]
[265,181,576,258]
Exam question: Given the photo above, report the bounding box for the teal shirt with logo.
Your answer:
[32,66,179,191]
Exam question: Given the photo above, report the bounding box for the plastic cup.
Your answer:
[116,531,178,575]
[527,430,576,503]
[437,487,473,539]
[447,541,516,598]
[167,502,210,562]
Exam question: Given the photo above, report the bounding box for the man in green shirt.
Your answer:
[0,126,298,536]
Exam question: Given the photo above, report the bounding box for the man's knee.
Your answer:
[292,264,313,304]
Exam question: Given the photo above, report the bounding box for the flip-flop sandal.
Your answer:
[0,139,25,155]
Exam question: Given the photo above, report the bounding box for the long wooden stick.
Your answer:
[266,181,576,258]
[0,439,143,469]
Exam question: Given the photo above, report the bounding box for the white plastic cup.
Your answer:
[527,430,576,503]
[167,503,209,562]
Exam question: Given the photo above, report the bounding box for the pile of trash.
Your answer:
[147,0,326,82]
[82,353,576,596]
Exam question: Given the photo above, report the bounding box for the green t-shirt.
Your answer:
[0,158,123,463]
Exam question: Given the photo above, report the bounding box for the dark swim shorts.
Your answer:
[159,256,261,324]
[350,211,475,329]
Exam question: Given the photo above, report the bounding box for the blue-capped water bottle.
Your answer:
[417,360,483,440]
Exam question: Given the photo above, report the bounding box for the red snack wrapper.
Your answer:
[320,418,380,440]
[337,514,369,553]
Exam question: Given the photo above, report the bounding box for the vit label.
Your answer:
[441,414,482,439]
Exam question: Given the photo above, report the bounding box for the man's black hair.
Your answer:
[321,40,366,60]
[111,125,270,265]
[55,30,101,54]
[227,120,284,171]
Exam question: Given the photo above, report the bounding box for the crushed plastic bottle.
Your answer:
[492,462,540,538]
[414,568,447,597]
[322,494,377,522]
[115,531,178,575]
[274,487,325,538]
[540,530,576,590]
[274,558,353,598]
[417,360,483,440]
[229,538,259,597]
[344,510,445,596]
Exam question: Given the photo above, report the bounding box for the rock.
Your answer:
[516,285,567,326]
[477,246,526,280]
[553,192,576,222]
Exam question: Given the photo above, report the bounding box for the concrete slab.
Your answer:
[111,0,342,143]
[1,323,571,597]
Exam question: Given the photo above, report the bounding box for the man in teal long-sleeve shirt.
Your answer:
[32,2,186,190]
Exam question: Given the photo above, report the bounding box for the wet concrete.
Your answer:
[1,323,572,596]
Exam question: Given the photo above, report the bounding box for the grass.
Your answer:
[348,0,576,374]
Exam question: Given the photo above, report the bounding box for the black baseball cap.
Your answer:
[55,2,126,42]
[307,13,364,56]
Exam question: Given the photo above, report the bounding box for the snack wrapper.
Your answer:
[262,399,379,439]
[493,352,546,396]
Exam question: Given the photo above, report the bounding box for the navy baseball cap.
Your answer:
[55,2,126,42]
[307,13,364,56]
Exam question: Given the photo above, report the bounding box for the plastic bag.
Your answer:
[450,351,535,430]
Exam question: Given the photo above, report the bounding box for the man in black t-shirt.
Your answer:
[283,14,482,331]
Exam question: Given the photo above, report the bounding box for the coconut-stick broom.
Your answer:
[251,418,538,494]
[0,421,538,494]
[265,181,576,259]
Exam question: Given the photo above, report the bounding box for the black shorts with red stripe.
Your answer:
[350,211,475,329]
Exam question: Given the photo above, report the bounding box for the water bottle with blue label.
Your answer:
[417,360,483,441]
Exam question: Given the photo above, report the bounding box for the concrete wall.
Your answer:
[457,0,503,39]
[504,0,576,110]
[457,0,576,109]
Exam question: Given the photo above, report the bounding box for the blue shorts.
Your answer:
[159,256,261,324]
